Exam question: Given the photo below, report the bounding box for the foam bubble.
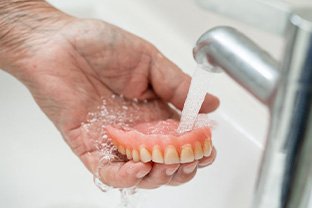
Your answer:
[194,114,218,129]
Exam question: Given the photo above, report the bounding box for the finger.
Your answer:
[168,161,198,186]
[137,163,180,189]
[198,147,217,168]
[150,51,219,113]
[98,160,152,188]
[200,94,220,113]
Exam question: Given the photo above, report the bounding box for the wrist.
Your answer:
[0,0,74,74]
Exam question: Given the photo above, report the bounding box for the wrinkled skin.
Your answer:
[4,16,219,188]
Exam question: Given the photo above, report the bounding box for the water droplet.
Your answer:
[93,176,112,193]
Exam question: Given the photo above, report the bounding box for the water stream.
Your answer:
[177,64,215,134]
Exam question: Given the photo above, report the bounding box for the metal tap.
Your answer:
[193,8,312,208]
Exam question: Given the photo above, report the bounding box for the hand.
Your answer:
[1,5,219,189]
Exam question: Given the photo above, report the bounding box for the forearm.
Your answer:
[0,0,72,75]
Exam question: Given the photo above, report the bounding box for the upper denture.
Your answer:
[106,119,212,164]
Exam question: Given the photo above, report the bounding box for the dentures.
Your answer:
[106,119,212,164]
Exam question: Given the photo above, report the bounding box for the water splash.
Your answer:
[82,95,147,207]
[82,94,173,208]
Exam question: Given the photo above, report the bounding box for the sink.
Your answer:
[0,0,274,207]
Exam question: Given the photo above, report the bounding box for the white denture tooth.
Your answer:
[194,141,204,160]
[132,149,140,162]
[203,139,212,157]
[180,144,195,163]
[152,146,164,163]
[164,145,180,164]
[118,145,126,155]
[126,148,132,159]
[140,147,152,162]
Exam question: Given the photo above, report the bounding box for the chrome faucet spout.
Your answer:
[194,8,312,208]
[193,26,279,105]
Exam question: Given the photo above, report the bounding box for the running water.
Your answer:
[177,64,213,134]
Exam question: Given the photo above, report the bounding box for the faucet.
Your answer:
[193,8,312,208]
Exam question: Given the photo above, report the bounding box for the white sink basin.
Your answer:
[0,0,279,207]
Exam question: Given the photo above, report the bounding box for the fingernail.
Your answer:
[183,163,198,174]
[199,158,215,167]
[136,170,149,178]
[166,167,179,176]
[198,150,216,167]
[199,159,211,167]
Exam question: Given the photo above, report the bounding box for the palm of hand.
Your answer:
[23,19,217,188]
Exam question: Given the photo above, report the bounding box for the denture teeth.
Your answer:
[132,149,140,162]
[203,139,212,157]
[126,148,132,159]
[164,145,180,164]
[152,145,164,163]
[140,147,152,162]
[194,141,204,160]
[180,144,195,163]
[117,145,126,155]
